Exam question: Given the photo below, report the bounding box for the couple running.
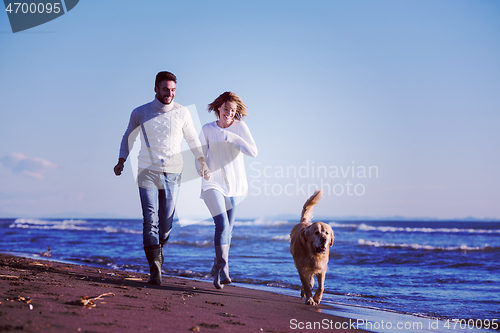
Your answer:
[114,71,258,289]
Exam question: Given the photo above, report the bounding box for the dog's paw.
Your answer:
[300,289,305,298]
[305,298,318,306]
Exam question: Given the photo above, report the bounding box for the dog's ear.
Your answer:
[329,226,335,247]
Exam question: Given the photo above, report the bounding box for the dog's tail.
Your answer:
[300,190,322,223]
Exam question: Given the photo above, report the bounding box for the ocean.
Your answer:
[1,218,499,331]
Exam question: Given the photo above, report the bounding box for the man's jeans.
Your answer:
[138,169,181,247]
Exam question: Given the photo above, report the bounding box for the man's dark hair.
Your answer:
[155,71,177,87]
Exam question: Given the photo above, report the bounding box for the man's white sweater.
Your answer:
[119,98,203,174]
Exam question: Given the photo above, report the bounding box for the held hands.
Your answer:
[116,157,210,179]
[198,158,211,180]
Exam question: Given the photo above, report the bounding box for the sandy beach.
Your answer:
[0,253,368,332]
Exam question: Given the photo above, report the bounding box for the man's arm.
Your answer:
[182,108,204,159]
[114,108,141,177]
[182,108,211,180]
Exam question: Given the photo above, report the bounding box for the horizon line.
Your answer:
[1,215,499,222]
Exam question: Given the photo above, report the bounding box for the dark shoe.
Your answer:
[159,236,169,267]
[144,244,162,285]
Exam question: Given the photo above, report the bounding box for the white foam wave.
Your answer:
[10,218,91,231]
[329,222,360,228]
[357,223,500,234]
[176,218,291,227]
[271,234,291,242]
[357,239,493,251]
[10,219,140,234]
[235,218,290,227]
[176,219,213,227]
[101,226,141,234]
[169,240,212,247]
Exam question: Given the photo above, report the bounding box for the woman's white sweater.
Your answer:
[199,120,258,197]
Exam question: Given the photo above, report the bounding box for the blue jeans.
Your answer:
[138,169,181,247]
[202,189,242,246]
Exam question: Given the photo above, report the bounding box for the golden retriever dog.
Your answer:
[290,190,334,305]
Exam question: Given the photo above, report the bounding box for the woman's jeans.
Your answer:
[138,169,181,247]
[202,189,242,246]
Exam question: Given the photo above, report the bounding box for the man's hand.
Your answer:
[197,157,211,180]
[114,158,126,176]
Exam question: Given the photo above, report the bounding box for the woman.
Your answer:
[199,91,258,289]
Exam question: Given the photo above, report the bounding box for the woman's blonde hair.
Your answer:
[208,91,247,120]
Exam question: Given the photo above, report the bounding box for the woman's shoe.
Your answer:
[220,278,232,285]
[213,245,231,289]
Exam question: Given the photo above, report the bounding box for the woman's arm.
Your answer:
[224,122,258,157]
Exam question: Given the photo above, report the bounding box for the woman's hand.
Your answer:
[197,157,211,180]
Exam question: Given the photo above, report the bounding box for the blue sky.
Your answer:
[1,0,499,220]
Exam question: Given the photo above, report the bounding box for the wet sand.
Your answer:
[0,253,367,332]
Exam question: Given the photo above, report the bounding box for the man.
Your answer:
[114,71,210,285]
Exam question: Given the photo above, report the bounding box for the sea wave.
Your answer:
[10,218,91,230]
[176,218,292,227]
[271,234,291,242]
[329,222,360,228]
[9,218,141,234]
[169,240,213,247]
[235,219,291,227]
[357,223,500,235]
[357,239,498,252]
[176,219,213,227]
[101,226,141,234]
